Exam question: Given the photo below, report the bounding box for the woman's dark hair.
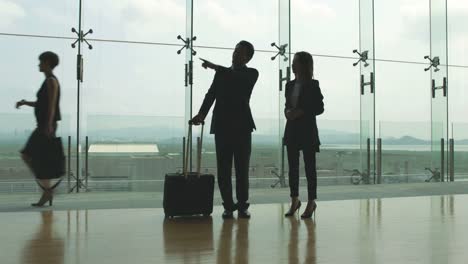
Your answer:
[39,51,59,69]
[238,40,255,62]
[294,51,314,79]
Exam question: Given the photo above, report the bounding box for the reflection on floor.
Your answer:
[2,195,468,264]
[2,181,468,212]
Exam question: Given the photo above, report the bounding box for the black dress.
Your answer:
[21,75,61,179]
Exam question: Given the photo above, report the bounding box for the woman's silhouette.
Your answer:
[283,52,324,218]
[16,51,62,207]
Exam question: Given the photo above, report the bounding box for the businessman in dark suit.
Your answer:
[192,40,259,219]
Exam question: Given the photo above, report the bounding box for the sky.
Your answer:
[0,0,467,139]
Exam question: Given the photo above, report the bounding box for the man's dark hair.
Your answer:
[238,40,255,62]
[39,51,59,69]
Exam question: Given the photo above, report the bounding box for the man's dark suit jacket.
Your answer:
[283,79,324,150]
[198,65,259,135]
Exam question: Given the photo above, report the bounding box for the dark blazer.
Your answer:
[283,79,324,150]
[198,65,259,135]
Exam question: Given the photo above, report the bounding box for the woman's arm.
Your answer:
[45,78,59,136]
[16,100,36,108]
[295,81,324,119]
[284,82,297,120]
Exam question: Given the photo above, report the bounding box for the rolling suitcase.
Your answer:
[163,121,214,218]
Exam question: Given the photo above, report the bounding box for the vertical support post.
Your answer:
[184,64,188,87]
[443,77,447,97]
[85,136,89,190]
[67,136,71,192]
[377,138,382,184]
[367,137,371,184]
[360,74,365,95]
[449,138,454,182]
[76,0,82,193]
[279,69,283,91]
[440,138,445,182]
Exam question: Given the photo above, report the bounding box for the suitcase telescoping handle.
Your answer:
[183,120,205,178]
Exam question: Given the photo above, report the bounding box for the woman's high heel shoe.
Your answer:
[31,192,53,207]
[301,202,317,219]
[285,200,302,217]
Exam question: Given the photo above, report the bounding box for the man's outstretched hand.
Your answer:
[191,113,206,126]
[200,58,218,71]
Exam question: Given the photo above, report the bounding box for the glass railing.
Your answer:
[453,123,468,181]
[378,121,432,184]
[380,122,432,183]
[4,118,468,193]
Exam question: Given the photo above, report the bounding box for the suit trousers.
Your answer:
[215,132,251,211]
[287,144,317,201]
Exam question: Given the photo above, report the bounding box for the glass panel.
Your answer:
[0,37,75,193]
[0,0,77,37]
[291,0,359,57]
[193,0,277,51]
[359,0,376,183]
[431,93,447,179]
[278,0,291,187]
[449,66,468,181]
[453,123,468,181]
[81,42,185,191]
[318,120,361,186]
[82,0,185,42]
[376,61,431,183]
[430,0,448,180]
[447,1,468,66]
[448,67,468,124]
[374,0,429,63]
[303,56,361,186]
[380,122,431,183]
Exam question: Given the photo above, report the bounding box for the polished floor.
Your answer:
[2,195,468,264]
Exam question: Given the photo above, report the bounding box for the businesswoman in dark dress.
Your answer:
[283,52,324,218]
[16,51,61,207]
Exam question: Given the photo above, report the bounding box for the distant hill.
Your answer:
[456,139,468,144]
[1,112,468,146]
[382,136,429,145]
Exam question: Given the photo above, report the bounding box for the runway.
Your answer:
[2,195,468,264]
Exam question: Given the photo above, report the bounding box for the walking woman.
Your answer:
[16,51,62,207]
[283,51,324,218]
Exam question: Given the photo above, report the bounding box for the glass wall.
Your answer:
[1,0,467,197]
[448,0,468,66]
[80,1,186,191]
[291,0,359,57]
[448,0,468,182]
[376,61,431,183]
[292,0,361,186]
[375,0,429,63]
[449,67,468,181]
